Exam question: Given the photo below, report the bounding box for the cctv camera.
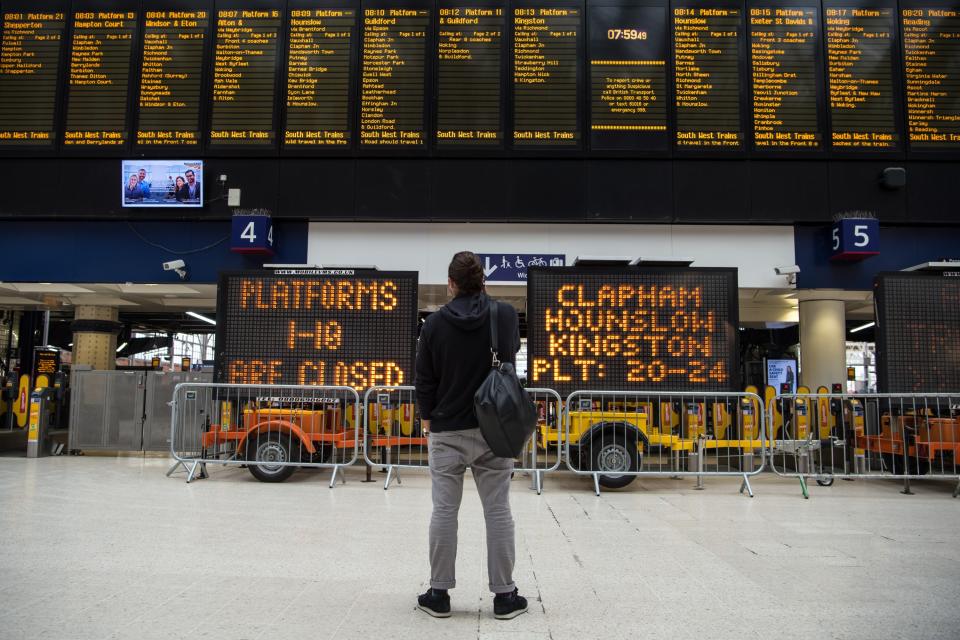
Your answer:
[163,259,186,271]
[774,265,800,276]
[163,259,188,281]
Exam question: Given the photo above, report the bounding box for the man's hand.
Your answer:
[422,419,431,434]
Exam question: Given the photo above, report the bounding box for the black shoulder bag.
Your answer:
[474,301,538,458]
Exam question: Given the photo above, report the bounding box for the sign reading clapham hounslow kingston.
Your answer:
[214,270,418,390]
[526,266,739,396]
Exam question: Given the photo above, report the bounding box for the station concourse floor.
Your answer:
[0,456,958,640]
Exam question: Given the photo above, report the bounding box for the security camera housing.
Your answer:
[774,265,800,276]
[163,259,186,271]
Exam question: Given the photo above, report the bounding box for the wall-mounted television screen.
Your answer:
[121,161,203,207]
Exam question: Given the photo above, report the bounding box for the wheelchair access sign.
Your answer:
[478,254,565,282]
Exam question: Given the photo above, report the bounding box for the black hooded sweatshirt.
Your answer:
[415,292,520,432]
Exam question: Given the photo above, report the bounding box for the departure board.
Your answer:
[825,6,898,150]
[360,6,430,147]
[0,9,66,147]
[436,5,504,146]
[749,6,822,149]
[513,6,581,147]
[589,5,668,151]
[136,9,209,149]
[527,267,739,396]
[875,273,960,393]
[673,6,744,148]
[209,9,282,147]
[9,1,960,162]
[283,7,356,148]
[215,269,418,390]
[63,9,137,147]
[902,8,960,149]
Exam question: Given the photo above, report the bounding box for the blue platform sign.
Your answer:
[830,219,879,262]
[231,215,275,256]
[477,254,565,282]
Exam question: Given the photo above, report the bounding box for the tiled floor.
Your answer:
[1,456,958,640]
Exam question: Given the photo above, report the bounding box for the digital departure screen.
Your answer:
[215,270,419,390]
[589,5,668,151]
[902,7,960,149]
[436,4,504,146]
[513,5,581,147]
[749,5,822,149]
[359,6,430,147]
[63,8,137,147]
[673,5,744,149]
[283,7,356,148]
[33,349,60,381]
[875,273,960,393]
[0,8,66,147]
[6,2,960,161]
[825,6,898,150]
[136,9,209,149]
[527,267,739,396]
[209,8,282,147]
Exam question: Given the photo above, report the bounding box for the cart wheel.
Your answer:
[591,437,638,489]
[816,476,834,487]
[247,433,298,483]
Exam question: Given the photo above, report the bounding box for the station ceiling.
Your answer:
[0,282,875,332]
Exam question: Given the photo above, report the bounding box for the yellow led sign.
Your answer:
[216,272,417,391]
[527,267,738,395]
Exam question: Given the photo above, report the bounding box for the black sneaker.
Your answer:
[417,588,451,618]
[493,588,528,620]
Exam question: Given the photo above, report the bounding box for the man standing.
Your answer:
[184,169,201,202]
[136,168,151,199]
[414,251,528,620]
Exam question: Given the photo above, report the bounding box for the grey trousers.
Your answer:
[428,427,516,594]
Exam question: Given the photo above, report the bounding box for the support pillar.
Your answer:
[798,297,847,391]
[71,306,121,371]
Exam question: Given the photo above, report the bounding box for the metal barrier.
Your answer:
[521,388,564,494]
[362,386,564,493]
[769,392,960,498]
[564,390,767,496]
[168,383,360,486]
[361,386,423,489]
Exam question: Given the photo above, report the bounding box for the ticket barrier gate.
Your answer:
[807,386,867,485]
[26,388,57,457]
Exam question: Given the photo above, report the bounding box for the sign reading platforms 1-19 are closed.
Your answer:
[526,267,739,396]
[214,270,418,390]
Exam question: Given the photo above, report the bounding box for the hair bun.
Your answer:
[448,251,484,295]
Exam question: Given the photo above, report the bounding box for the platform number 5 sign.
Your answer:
[231,214,275,256]
[830,219,879,262]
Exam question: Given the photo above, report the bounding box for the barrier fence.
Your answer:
[769,392,960,498]
[168,383,360,485]
[362,386,563,493]
[168,383,959,499]
[361,386,421,489]
[563,390,767,496]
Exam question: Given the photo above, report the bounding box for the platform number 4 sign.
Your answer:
[231,215,275,256]
[830,219,879,262]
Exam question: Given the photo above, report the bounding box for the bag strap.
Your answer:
[489,300,500,368]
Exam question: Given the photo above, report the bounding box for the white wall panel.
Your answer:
[307,223,795,289]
